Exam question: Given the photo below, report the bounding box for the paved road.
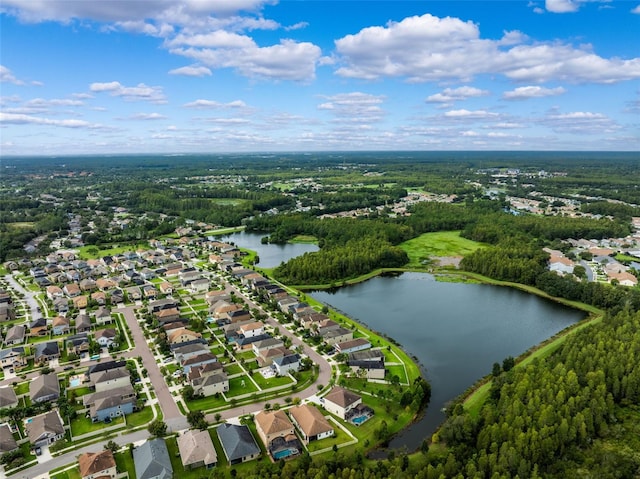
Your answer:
[118,305,188,432]
[3,273,40,321]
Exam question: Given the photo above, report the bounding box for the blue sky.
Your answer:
[1,0,639,155]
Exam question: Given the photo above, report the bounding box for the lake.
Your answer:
[217,230,318,268]
[312,272,586,450]
[220,232,586,451]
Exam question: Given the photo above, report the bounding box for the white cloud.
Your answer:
[0,65,25,85]
[317,92,386,124]
[503,86,566,100]
[0,0,272,23]
[0,112,103,129]
[89,81,166,102]
[545,0,580,13]
[129,113,167,120]
[443,109,499,119]
[426,86,490,103]
[170,38,321,81]
[334,13,640,84]
[168,65,212,77]
[183,99,248,109]
[540,110,620,133]
[285,21,308,31]
[632,4,640,14]
[25,98,84,107]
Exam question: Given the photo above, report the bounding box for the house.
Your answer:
[289,404,334,444]
[254,409,302,459]
[167,328,201,345]
[133,438,173,479]
[335,338,371,355]
[96,278,117,291]
[217,423,261,465]
[173,342,210,363]
[159,282,173,295]
[0,347,26,370]
[234,333,271,351]
[239,321,264,338]
[91,291,107,306]
[549,255,575,275]
[190,363,228,397]
[143,285,157,300]
[110,289,124,305]
[323,386,363,420]
[273,353,300,376]
[95,307,112,325]
[0,423,18,453]
[34,341,61,364]
[181,352,218,374]
[204,290,230,305]
[210,300,240,318]
[189,278,209,293]
[4,324,26,346]
[52,316,71,335]
[608,271,639,287]
[79,278,97,292]
[75,313,92,333]
[227,309,252,323]
[29,317,49,337]
[85,360,127,381]
[25,410,65,447]
[348,349,385,380]
[53,296,70,314]
[125,286,142,301]
[73,295,89,309]
[257,346,291,368]
[0,303,15,322]
[91,366,131,392]
[95,328,118,348]
[83,384,136,422]
[155,307,180,324]
[66,334,90,356]
[177,429,217,470]
[252,337,284,356]
[0,386,19,409]
[321,327,353,346]
[63,283,81,297]
[30,373,60,403]
[46,285,64,300]
[78,450,117,479]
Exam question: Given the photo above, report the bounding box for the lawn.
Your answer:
[70,415,124,437]
[224,363,244,375]
[78,242,149,260]
[289,235,318,244]
[227,375,259,397]
[250,372,294,390]
[126,405,154,427]
[386,364,408,385]
[305,419,353,453]
[185,393,227,412]
[399,230,486,268]
[50,467,81,479]
[115,449,136,479]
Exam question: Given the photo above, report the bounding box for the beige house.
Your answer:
[288,404,334,444]
[323,386,362,420]
[190,362,229,397]
[78,450,117,479]
[255,410,295,448]
[177,429,217,470]
[168,328,201,345]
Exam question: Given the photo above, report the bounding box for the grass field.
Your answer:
[78,242,149,259]
[289,235,318,244]
[400,231,486,268]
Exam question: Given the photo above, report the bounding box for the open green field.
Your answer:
[6,222,35,229]
[400,231,486,268]
[203,226,245,235]
[78,242,149,259]
[289,235,318,244]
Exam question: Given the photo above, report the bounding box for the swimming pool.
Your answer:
[69,377,81,387]
[273,448,297,460]
[352,415,369,425]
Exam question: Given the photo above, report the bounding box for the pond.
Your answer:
[216,230,318,269]
[312,272,586,451]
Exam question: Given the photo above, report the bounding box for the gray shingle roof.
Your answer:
[217,423,260,462]
[133,438,173,479]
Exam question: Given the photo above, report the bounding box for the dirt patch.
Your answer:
[433,256,462,268]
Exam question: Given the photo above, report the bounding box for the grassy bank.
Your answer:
[399,231,486,268]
